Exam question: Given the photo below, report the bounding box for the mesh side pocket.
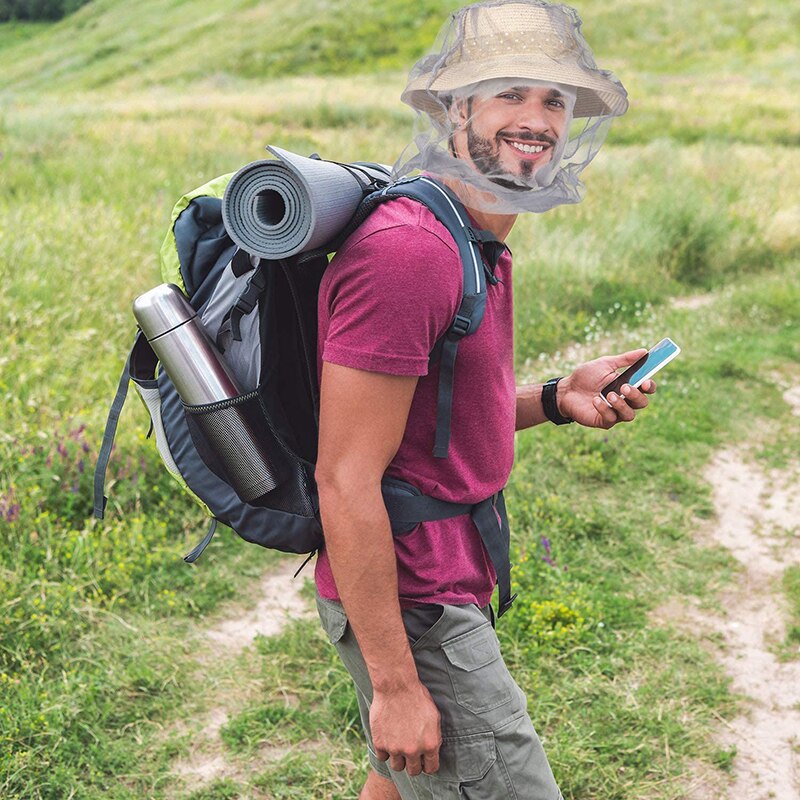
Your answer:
[184,389,316,516]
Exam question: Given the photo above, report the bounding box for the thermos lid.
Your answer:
[132,283,197,341]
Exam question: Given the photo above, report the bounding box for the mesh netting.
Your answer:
[394,0,628,214]
[186,391,316,517]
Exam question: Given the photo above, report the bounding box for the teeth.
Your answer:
[509,141,545,154]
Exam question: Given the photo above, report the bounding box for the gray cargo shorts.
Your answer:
[316,593,563,799]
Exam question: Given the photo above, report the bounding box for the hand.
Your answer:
[557,349,657,429]
[371,681,441,777]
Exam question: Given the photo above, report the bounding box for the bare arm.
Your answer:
[315,361,441,777]
[515,382,548,430]
[515,349,657,432]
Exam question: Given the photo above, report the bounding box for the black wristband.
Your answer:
[542,377,573,425]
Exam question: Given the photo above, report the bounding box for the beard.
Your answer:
[466,125,558,191]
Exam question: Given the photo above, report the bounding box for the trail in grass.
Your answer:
[171,558,313,795]
[686,386,800,799]
[204,559,313,654]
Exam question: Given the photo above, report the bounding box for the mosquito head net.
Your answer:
[395,0,629,215]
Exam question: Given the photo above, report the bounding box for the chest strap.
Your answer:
[381,478,517,618]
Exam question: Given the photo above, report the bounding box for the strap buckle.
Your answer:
[450,314,471,338]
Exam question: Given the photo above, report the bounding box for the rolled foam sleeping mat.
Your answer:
[221,145,391,260]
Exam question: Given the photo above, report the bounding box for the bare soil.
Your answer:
[170,557,314,793]
[699,448,800,799]
[204,558,314,655]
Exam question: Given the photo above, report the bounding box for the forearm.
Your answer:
[515,382,548,430]
[317,479,419,692]
[516,374,576,430]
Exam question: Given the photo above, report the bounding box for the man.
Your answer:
[314,2,651,798]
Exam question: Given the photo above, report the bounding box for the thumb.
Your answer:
[608,348,647,370]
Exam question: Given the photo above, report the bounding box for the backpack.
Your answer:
[94,158,518,617]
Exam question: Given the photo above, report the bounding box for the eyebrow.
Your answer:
[505,86,565,99]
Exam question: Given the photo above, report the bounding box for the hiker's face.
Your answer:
[451,84,570,189]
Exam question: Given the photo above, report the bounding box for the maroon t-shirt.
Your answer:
[314,196,515,608]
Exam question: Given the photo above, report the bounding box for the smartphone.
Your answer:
[601,337,681,406]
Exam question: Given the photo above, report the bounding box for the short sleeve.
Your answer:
[320,223,462,376]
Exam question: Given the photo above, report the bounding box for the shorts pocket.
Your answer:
[433,730,496,786]
[442,624,512,714]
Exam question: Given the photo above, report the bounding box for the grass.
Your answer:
[783,566,800,653]
[1,0,799,797]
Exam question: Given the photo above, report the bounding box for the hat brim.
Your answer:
[402,57,628,120]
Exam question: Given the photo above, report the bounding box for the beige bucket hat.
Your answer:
[402,1,628,120]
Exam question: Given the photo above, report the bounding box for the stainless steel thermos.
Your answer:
[133,283,280,501]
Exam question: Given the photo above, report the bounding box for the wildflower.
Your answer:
[539,535,564,570]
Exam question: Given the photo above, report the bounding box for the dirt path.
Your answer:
[170,558,313,794]
[699,448,800,799]
[680,382,800,799]
[204,559,314,654]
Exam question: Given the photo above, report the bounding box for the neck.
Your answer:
[440,176,517,241]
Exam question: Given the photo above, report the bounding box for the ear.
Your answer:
[447,96,470,128]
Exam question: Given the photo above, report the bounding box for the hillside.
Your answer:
[0,0,797,97]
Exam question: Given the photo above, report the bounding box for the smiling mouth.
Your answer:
[503,139,550,158]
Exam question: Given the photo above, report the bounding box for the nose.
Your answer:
[516,99,551,134]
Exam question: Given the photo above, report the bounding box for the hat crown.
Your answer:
[453,2,584,66]
[401,0,628,120]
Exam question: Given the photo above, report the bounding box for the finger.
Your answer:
[640,379,657,394]
[405,755,423,777]
[608,348,647,371]
[389,754,406,772]
[423,749,440,774]
[619,384,648,410]
[592,395,618,428]
[607,391,635,422]
[375,748,389,763]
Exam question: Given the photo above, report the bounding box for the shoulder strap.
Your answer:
[93,336,140,518]
[355,176,504,458]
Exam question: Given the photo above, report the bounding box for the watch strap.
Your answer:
[543,377,573,425]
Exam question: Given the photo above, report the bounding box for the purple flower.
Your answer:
[57,442,68,459]
[77,460,85,474]
[1,490,20,522]
[539,536,563,569]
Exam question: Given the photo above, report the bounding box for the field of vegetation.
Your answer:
[1,0,798,797]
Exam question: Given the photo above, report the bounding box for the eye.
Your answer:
[546,98,566,110]
[497,92,522,102]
